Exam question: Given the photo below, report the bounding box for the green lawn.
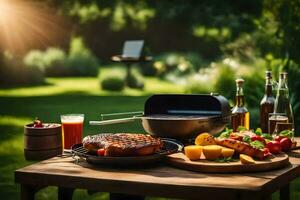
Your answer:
[0,75,299,200]
[0,67,184,97]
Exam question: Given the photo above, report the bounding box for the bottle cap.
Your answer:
[236,78,244,86]
[280,72,288,79]
[266,71,272,78]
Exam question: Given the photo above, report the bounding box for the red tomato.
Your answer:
[280,137,292,152]
[251,135,266,145]
[263,148,270,157]
[275,136,286,142]
[266,141,282,154]
[97,148,105,156]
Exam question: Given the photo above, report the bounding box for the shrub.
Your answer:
[0,55,44,87]
[101,74,125,91]
[185,73,214,94]
[23,38,100,77]
[127,69,145,89]
[23,50,45,69]
[214,64,236,102]
[66,37,99,77]
[43,48,68,77]
[140,62,156,76]
[285,60,300,135]
[149,52,207,78]
[185,52,208,71]
[243,70,264,108]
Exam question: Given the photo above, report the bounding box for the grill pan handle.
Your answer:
[89,111,143,126]
[89,117,140,125]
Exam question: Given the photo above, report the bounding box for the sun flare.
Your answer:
[0,0,69,53]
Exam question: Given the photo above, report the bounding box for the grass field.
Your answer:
[0,73,299,200]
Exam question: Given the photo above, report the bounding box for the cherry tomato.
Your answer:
[97,148,105,156]
[266,141,281,154]
[251,135,266,145]
[280,137,292,152]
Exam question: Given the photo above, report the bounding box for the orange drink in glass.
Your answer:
[61,114,84,151]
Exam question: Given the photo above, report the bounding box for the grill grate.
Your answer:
[71,138,183,166]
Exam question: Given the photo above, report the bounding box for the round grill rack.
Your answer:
[72,138,183,166]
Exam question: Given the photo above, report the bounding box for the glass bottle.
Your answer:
[231,79,250,131]
[260,71,275,133]
[270,72,294,134]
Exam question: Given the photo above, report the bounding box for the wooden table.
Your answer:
[15,139,300,200]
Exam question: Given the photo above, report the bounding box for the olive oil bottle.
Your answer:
[231,79,250,131]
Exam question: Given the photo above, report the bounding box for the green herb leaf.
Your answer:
[279,130,294,138]
[219,131,230,138]
[255,128,262,135]
[237,126,247,131]
[218,128,232,138]
[243,135,251,143]
[250,140,265,149]
[262,133,273,140]
[215,157,238,163]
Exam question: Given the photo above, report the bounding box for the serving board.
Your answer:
[167,152,289,173]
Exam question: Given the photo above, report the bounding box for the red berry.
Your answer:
[280,137,292,152]
[33,118,43,128]
[97,148,105,156]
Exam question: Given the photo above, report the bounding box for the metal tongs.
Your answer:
[89,111,143,126]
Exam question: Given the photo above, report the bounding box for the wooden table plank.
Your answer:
[15,138,300,199]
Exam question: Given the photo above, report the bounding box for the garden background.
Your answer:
[0,0,299,199]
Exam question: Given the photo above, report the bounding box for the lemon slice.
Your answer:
[202,145,222,160]
[195,133,216,146]
[221,148,235,158]
[240,154,255,164]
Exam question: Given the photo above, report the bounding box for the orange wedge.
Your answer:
[184,145,202,161]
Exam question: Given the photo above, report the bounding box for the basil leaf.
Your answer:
[237,126,247,131]
[250,140,265,149]
[218,128,232,138]
[215,157,238,163]
[255,128,262,135]
[279,130,294,138]
[262,133,273,140]
[219,131,230,138]
[243,135,251,143]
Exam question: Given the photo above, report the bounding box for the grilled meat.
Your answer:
[82,133,163,157]
[215,138,264,159]
[229,130,257,141]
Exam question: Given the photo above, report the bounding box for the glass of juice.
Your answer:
[61,114,84,152]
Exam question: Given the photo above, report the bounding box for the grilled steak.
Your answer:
[216,138,264,159]
[83,133,163,157]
